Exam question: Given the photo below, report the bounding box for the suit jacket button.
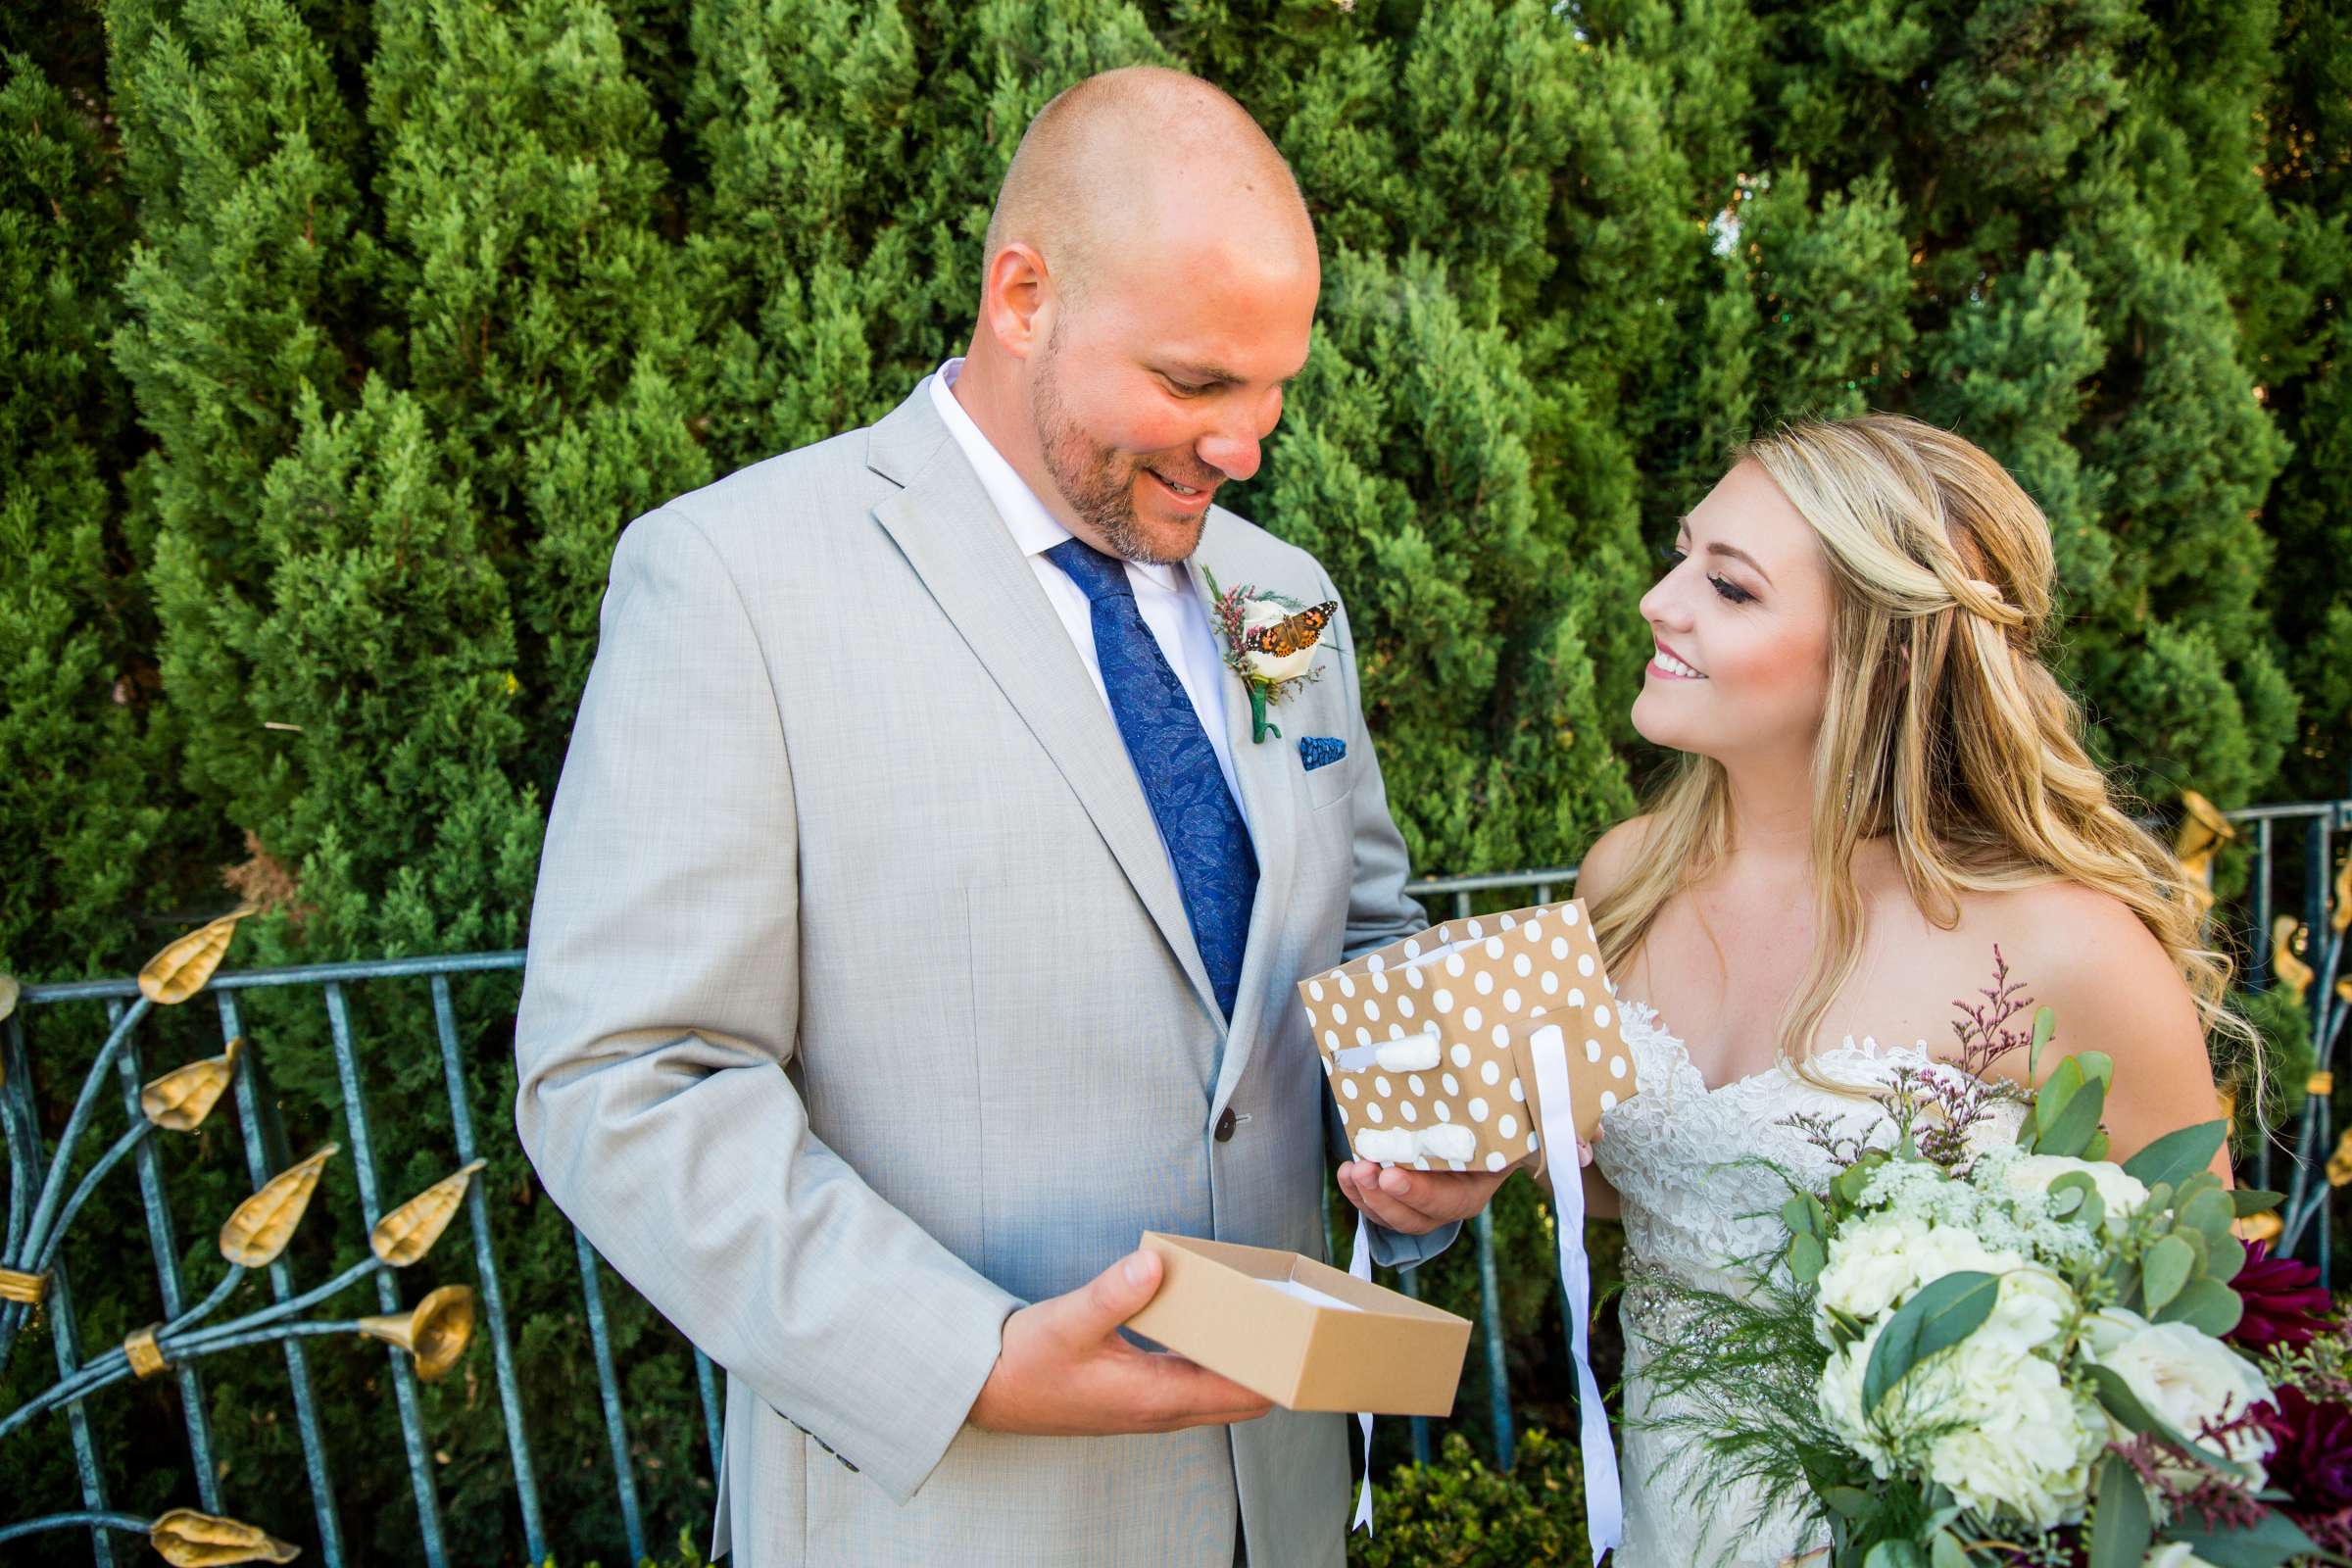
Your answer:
[1214,1107,1238,1143]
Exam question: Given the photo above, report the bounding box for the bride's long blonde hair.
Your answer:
[1591,414,2249,1077]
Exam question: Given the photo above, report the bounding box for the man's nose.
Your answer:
[1196,424,1260,484]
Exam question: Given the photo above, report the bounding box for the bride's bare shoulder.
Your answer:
[1574,815,1656,906]
[1957,879,2200,1052]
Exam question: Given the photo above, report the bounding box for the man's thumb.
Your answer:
[1072,1249,1163,1336]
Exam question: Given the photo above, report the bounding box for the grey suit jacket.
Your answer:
[514,383,1444,1567]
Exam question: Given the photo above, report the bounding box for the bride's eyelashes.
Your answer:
[1662,545,1758,607]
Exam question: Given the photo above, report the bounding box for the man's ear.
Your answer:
[980,241,1054,362]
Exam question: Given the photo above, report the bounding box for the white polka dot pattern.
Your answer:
[1294,900,1638,1175]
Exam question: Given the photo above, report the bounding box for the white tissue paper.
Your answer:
[1414,1124,1476,1162]
[1373,1030,1443,1072]
[1351,1127,1416,1164]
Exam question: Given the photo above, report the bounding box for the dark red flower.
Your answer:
[2231,1240,2336,1352]
[2261,1383,2352,1519]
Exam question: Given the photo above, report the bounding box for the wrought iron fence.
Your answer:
[2,795,2344,1564]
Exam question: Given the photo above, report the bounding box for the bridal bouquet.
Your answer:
[1639,957,2352,1567]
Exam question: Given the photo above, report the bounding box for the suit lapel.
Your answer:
[1193,514,1303,1115]
[865,387,1224,1034]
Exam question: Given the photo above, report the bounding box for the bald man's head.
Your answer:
[952,67,1320,566]
[984,66,1312,309]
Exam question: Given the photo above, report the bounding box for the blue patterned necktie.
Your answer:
[1046,537,1258,1019]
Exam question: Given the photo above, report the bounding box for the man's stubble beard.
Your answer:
[1031,330,1207,566]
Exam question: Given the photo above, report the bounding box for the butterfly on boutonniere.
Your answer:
[1202,568,1340,742]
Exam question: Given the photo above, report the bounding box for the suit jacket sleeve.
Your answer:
[1318,572,1462,1270]
[514,507,1018,1505]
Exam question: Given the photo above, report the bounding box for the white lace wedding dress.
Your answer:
[1590,999,2026,1568]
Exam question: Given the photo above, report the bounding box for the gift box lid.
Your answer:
[1123,1232,1472,1416]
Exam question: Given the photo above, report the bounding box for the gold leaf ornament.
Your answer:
[2328,1127,2352,1190]
[2174,790,2234,913]
[369,1159,486,1267]
[138,905,260,1005]
[141,1037,245,1132]
[148,1509,300,1566]
[2275,915,2316,1006]
[220,1146,337,1267]
[359,1284,476,1381]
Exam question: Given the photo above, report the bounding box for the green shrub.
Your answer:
[1348,1428,1587,1567]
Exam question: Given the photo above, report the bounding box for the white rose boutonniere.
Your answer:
[1203,568,1338,741]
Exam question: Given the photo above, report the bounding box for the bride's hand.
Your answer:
[1335,1160,1507,1235]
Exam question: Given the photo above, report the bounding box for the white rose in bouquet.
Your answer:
[1976,1266,2076,1355]
[1918,1339,2104,1531]
[2003,1152,2150,1228]
[1904,1225,2028,1295]
[2082,1311,2276,1482]
[1239,600,1319,683]
[1816,1211,1932,1326]
[1818,1319,2103,1529]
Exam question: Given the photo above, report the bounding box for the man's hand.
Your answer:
[1335,1161,1507,1235]
[967,1250,1275,1436]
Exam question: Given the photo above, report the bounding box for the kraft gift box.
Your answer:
[1122,1232,1473,1416]
[1296,900,1637,1179]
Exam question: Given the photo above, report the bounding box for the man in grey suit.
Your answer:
[514,66,1500,1567]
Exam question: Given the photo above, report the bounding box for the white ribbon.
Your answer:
[1528,1023,1623,1565]
[1346,1210,1375,1535]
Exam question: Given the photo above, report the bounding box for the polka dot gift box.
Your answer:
[1296,901,1636,1177]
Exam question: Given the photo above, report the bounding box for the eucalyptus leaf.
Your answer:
[2035,1056,2086,1136]
[1789,1234,1827,1283]
[2123,1121,2229,1191]
[2141,1235,2196,1315]
[2029,1006,2057,1079]
[2182,1188,2237,1250]
[1821,1487,1875,1522]
[1863,1272,1998,1415]
[2079,1051,2115,1090]
[1930,1533,1971,1568]
[2230,1188,2284,1217]
[2087,1452,2153,1568]
[2154,1277,2244,1337]
[1864,1542,1926,1568]
[2163,1508,2319,1568]
[2037,1080,2108,1158]
[2082,1129,2111,1162]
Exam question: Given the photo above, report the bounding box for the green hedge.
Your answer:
[2,0,2346,1561]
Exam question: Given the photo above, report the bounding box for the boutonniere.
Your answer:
[1203,568,1338,743]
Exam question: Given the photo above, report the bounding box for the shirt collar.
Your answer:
[929,358,1189,594]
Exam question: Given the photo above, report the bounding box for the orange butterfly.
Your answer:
[1243,602,1337,659]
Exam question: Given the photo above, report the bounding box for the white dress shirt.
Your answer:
[927,360,1249,828]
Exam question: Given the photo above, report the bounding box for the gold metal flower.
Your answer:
[220,1146,337,1268]
[141,1037,245,1132]
[138,905,260,1005]
[147,1508,299,1565]
[368,1160,487,1267]
[359,1284,476,1382]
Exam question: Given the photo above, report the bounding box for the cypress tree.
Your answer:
[0,53,173,979]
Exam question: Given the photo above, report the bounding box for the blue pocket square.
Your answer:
[1298,735,1348,772]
